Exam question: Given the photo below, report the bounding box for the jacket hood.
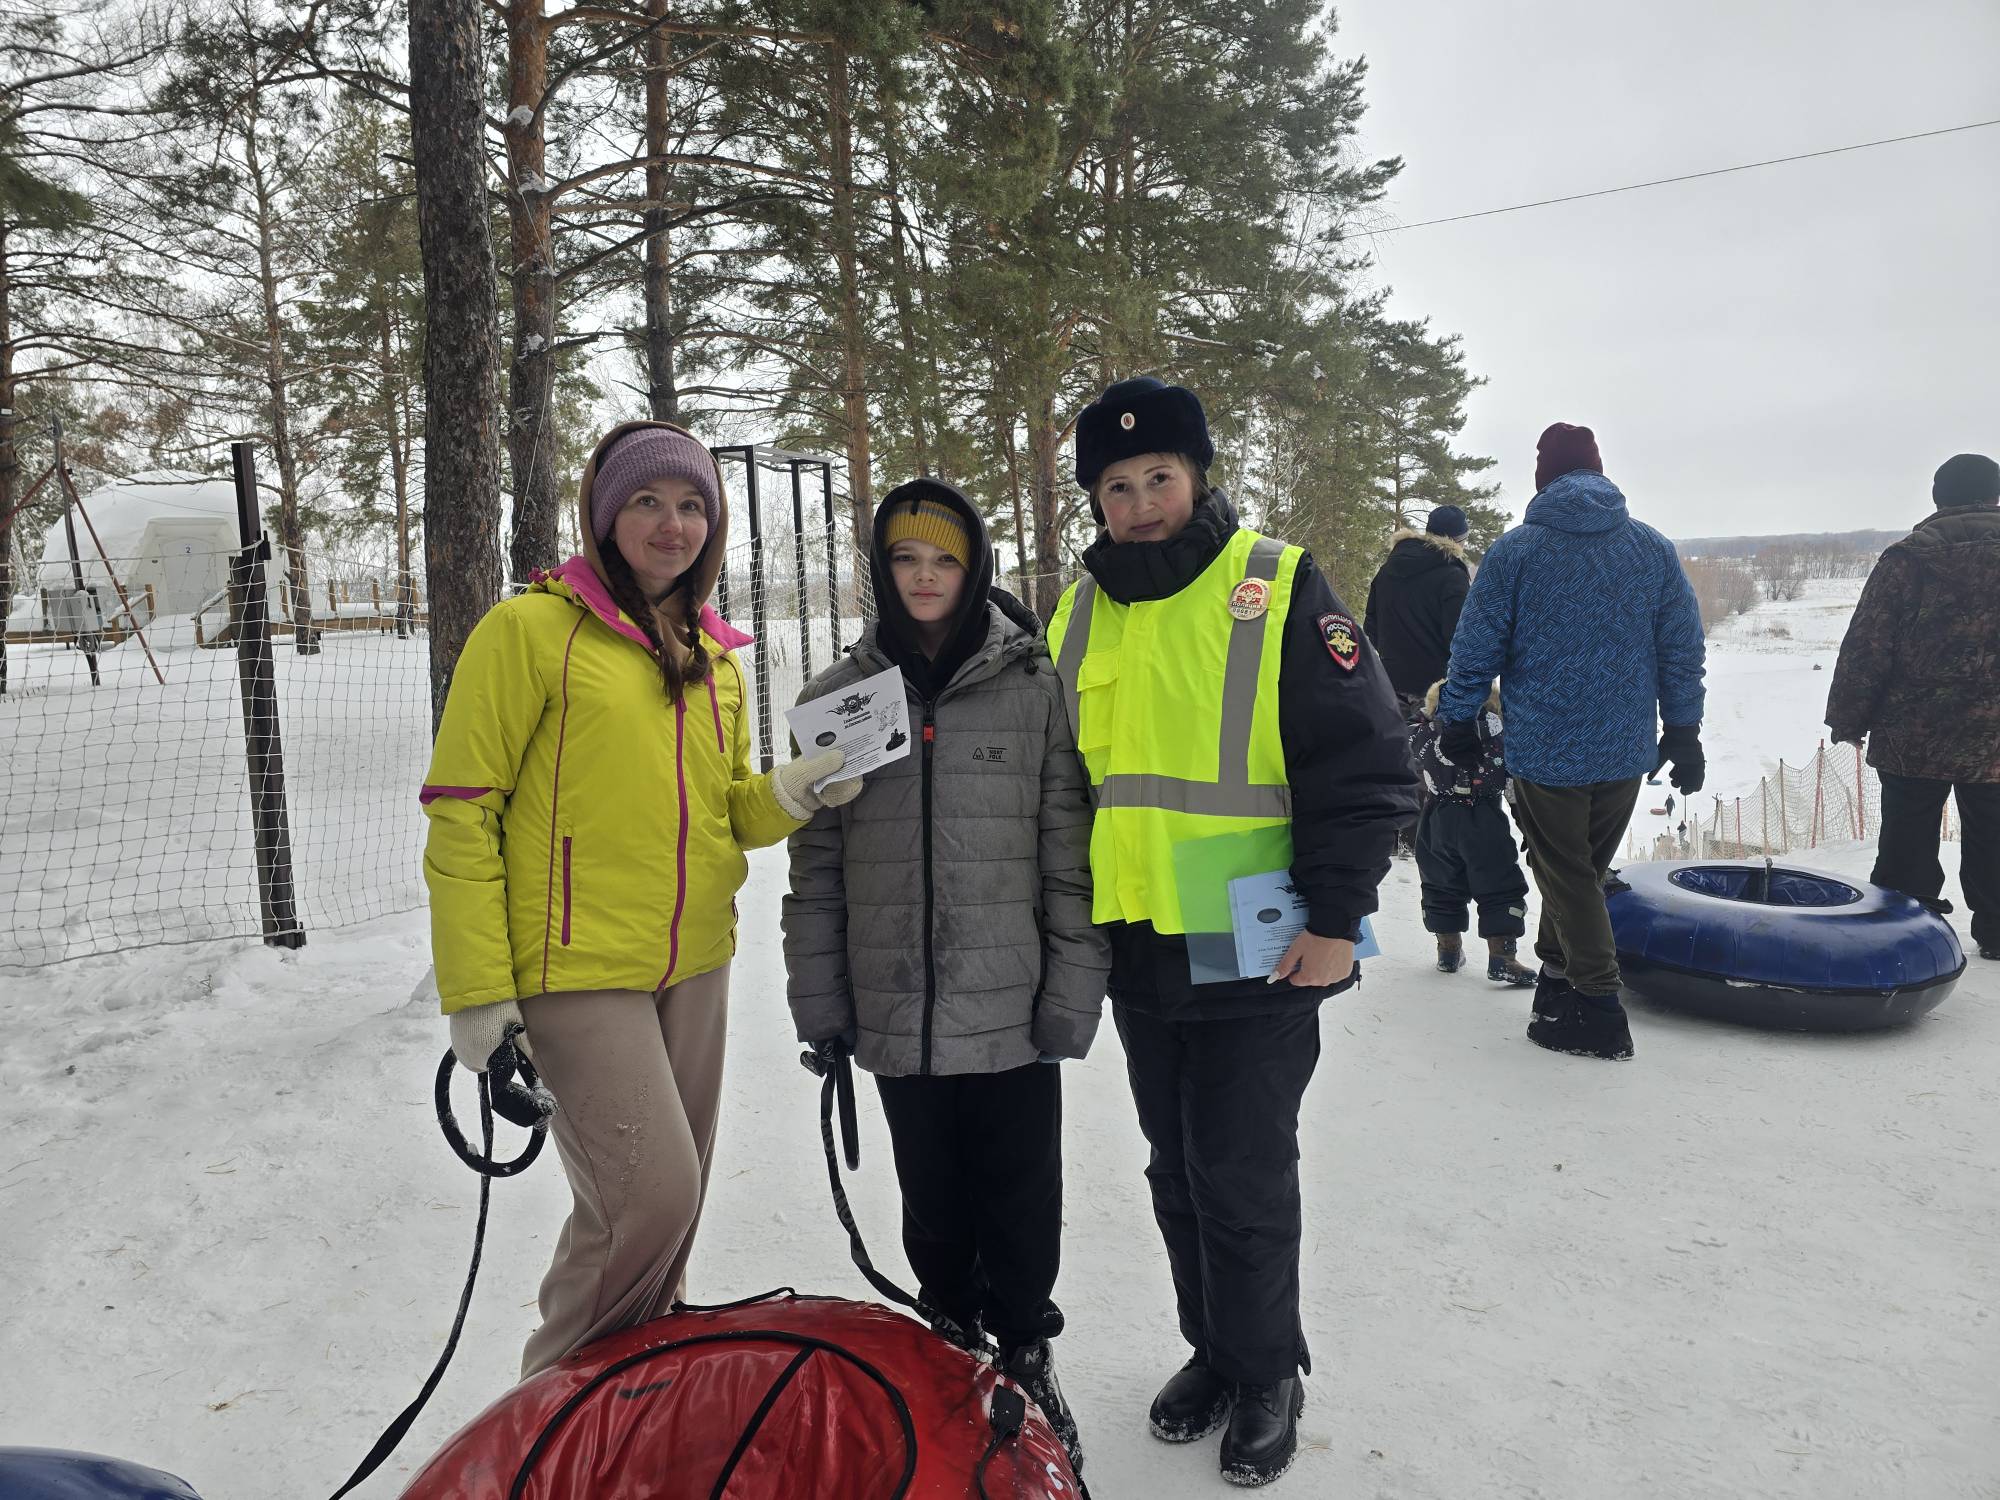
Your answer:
[532,556,754,656]
[1523,469,1629,535]
[850,592,1042,693]
[1384,528,1468,576]
[576,419,731,608]
[1423,677,1499,718]
[870,478,997,695]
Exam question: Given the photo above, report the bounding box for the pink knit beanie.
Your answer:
[590,427,721,543]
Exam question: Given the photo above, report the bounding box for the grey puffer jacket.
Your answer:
[782,601,1108,1077]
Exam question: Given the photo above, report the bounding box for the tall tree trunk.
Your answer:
[246,124,316,655]
[998,411,1027,587]
[0,223,14,697]
[1027,395,1062,619]
[879,103,930,478]
[641,0,678,422]
[381,308,413,636]
[410,0,505,726]
[504,0,560,580]
[827,44,872,552]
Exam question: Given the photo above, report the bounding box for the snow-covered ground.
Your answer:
[6,566,1997,1498]
[2,840,1994,1498]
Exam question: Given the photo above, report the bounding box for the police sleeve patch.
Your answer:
[1318,612,1361,672]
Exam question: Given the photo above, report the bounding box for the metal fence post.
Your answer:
[791,462,812,680]
[821,463,841,654]
[229,443,305,948]
[744,457,773,770]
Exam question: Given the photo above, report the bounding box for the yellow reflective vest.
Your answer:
[1047,528,1302,933]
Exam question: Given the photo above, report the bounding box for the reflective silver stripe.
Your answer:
[1054,577,1096,745]
[1097,773,1292,820]
[1217,536,1288,789]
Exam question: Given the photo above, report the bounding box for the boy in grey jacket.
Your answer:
[783,480,1109,1480]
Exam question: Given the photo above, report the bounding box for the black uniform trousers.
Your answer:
[873,1061,1064,1354]
[1872,772,2000,950]
[1415,797,1531,938]
[1113,1002,1321,1387]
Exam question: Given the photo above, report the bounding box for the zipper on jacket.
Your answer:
[560,835,573,946]
[919,701,937,1075]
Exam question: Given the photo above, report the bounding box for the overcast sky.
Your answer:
[1330,0,1999,539]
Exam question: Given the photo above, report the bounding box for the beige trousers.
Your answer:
[516,965,730,1378]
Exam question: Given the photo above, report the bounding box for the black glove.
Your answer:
[1438,718,1482,766]
[1655,723,1705,795]
[798,1033,852,1078]
[1829,726,1865,748]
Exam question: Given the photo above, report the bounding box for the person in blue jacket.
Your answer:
[1437,422,1706,1060]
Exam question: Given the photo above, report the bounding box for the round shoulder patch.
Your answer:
[1227,577,1271,621]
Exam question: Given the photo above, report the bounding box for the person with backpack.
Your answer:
[1047,377,1417,1487]
[1409,679,1538,985]
[782,479,1109,1481]
[422,421,861,1377]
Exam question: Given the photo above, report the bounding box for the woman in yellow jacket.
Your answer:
[422,421,859,1376]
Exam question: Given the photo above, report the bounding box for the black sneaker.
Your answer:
[1148,1355,1232,1443]
[1006,1339,1082,1478]
[1531,992,1635,1060]
[1977,942,1998,961]
[1219,1378,1303,1487]
[1436,934,1465,973]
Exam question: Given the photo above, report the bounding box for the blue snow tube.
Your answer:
[0,1450,203,1500]
[1606,860,1964,1031]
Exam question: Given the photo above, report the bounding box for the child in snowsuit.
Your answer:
[782,480,1109,1481]
[423,421,860,1378]
[1410,680,1537,985]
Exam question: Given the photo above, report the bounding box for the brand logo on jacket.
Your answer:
[1319,612,1360,671]
[1227,578,1271,621]
[971,746,1007,762]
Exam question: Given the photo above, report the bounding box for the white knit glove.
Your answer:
[449,999,530,1073]
[771,749,863,820]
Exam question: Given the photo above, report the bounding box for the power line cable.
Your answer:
[1368,116,2000,235]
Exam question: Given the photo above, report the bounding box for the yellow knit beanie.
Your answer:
[881,497,973,568]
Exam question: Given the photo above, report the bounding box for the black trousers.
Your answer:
[1512,777,1644,996]
[1872,772,2000,949]
[1113,1002,1321,1386]
[873,1062,1064,1353]
[1415,798,1531,938]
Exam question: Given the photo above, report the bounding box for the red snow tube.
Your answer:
[399,1291,1080,1499]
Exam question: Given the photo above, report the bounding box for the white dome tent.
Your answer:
[29,470,312,635]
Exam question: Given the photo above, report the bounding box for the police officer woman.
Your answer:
[1047,378,1416,1486]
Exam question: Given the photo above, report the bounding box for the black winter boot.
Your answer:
[1485,937,1537,987]
[1978,942,1998,961]
[1006,1339,1083,1478]
[1435,933,1465,973]
[1219,1378,1303,1487]
[1527,968,1574,1036]
[1148,1354,1232,1443]
[1530,991,1635,1060]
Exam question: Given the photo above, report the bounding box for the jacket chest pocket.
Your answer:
[1073,651,1120,757]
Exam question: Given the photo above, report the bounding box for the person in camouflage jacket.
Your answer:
[1826,453,2000,958]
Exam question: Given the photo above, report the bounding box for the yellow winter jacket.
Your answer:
[421,422,800,1012]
